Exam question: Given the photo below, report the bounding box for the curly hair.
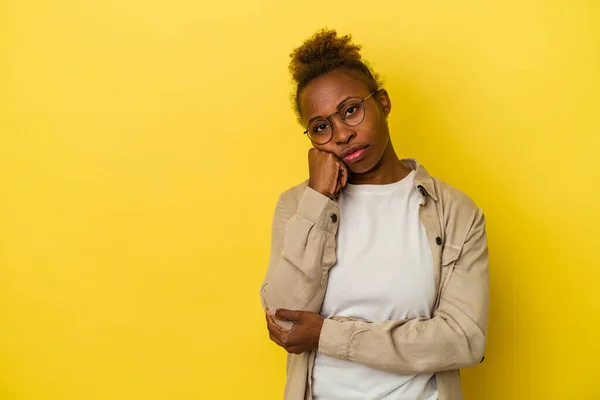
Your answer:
[289,28,384,122]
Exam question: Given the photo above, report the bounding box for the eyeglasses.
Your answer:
[303,90,379,145]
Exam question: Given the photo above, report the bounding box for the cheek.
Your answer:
[361,124,385,147]
[368,118,388,145]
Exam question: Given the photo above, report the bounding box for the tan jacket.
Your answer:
[260,159,489,400]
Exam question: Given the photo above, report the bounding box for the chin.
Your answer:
[348,157,380,175]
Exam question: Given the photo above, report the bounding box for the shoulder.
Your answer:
[431,176,485,243]
[409,158,481,219]
[433,177,480,214]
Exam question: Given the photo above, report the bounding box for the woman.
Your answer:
[260,29,489,400]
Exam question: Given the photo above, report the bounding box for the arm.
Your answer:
[260,186,339,329]
[318,208,489,374]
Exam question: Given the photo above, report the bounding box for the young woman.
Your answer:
[260,29,489,400]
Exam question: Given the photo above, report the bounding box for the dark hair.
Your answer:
[289,28,384,122]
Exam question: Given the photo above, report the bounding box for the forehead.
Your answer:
[299,70,369,123]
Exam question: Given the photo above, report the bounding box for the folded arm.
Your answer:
[318,208,489,374]
[260,187,339,329]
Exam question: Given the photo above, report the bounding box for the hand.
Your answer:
[308,148,348,199]
[265,308,325,354]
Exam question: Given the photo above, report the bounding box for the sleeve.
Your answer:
[260,186,340,329]
[317,208,489,374]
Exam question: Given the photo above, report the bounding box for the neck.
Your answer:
[348,141,411,185]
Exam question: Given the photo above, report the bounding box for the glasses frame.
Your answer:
[303,89,379,145]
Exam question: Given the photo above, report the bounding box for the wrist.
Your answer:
[312,316,325,350]
[308,182,334,200]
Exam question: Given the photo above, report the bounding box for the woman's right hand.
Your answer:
[308,148,348,200]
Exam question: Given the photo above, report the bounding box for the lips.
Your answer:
[340,144,369,163]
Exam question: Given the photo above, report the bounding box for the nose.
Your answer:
[331,118,356,145]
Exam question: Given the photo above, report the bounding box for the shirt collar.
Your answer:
[400,158,438,202]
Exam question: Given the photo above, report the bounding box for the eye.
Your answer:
[345,105,358,116]
[341,101,362,119]
[310,120,329,134]
[314,124,326,133]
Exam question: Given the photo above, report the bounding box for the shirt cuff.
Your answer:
[296,187,340,234]
[318,318,355,360]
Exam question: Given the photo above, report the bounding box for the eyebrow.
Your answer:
[306,96,354,126]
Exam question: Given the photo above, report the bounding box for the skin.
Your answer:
[266,69,411,354]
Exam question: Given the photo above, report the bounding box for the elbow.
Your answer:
[259,282,268,311]
[454,329,486,369]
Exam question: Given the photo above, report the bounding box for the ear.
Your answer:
[376,89,392,117]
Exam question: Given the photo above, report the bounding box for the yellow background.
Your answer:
[1,1,599,399]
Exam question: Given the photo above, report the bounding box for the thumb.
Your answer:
[275,309,301,322]
[339,162,348,188]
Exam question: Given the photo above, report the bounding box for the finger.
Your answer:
[334,164,347,196]
[275,309,301,322]
[269,324,287,349]
[269,331,286,348]
[334,169,344,194]
[339,163,348,187]
[334,180,341,196]
[265,313,269,329]
[267,315,288,336]
[267,314,285,332]
[267,319,284,343]
[267,317,291,349]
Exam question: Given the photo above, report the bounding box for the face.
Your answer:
[298,70,392,174]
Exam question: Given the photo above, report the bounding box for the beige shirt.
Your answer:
[260,159,490,400]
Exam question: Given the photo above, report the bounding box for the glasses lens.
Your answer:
[307,119,332,144]
[340,101,365,126]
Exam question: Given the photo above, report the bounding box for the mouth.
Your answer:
[340,145,369,164]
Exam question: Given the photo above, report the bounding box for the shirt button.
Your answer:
[436,237,442,245]
[331,214,338,223]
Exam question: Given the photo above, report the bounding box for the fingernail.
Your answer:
[267,308,277,317]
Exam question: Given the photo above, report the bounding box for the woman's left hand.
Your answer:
[265,309,324,354]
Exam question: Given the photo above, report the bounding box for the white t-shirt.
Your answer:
[312,170,438,400]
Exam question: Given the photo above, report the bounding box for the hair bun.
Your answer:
[289,29,362,82]
[288,28,382,122]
